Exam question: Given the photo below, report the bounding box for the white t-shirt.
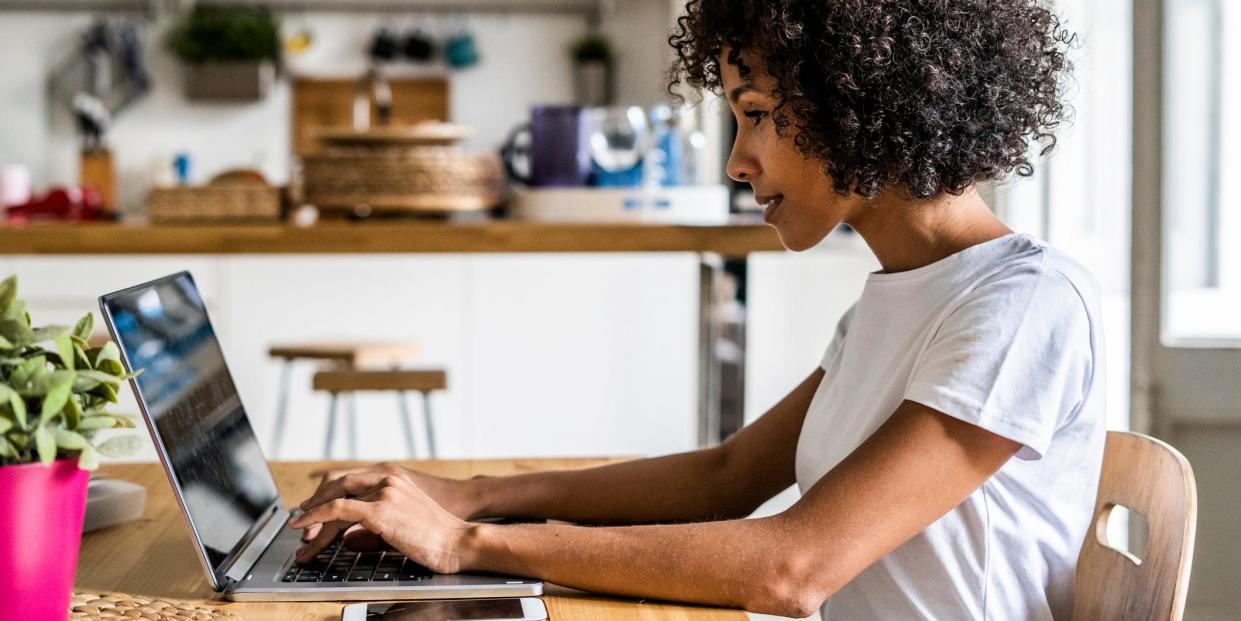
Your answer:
[796,233,1106,620]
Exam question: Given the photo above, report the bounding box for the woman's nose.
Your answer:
[726,141,758,183]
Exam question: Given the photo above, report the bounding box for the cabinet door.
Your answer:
[466,253,699,458]
[221,255,468,461]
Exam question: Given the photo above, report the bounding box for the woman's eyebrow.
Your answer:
[728,82,758,104]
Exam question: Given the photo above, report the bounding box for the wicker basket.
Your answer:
[146,185,282,224]
[302,144,502,216]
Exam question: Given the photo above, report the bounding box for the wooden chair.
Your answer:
[1074,431,1198,621]
[313,369,447,460]
[266,341,421,458]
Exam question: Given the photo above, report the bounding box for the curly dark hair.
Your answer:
[667,0,1076,199]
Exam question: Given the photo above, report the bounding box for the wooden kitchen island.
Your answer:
[77,458,748,621]
[0,220,782,257]
[2,220,785,448]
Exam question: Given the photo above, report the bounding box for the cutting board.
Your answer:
[291,76,450,156]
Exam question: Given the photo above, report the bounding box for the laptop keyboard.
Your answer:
[281,539,433,583]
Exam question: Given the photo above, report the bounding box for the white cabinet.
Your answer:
[1,249,876,464]
[465,254,699,458]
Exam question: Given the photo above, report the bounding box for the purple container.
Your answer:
[501,104,592,187]
[0,459,90,621]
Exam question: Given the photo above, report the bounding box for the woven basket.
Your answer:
[302,145,502,215]
[147,185,282,224]
[69,591,243,620]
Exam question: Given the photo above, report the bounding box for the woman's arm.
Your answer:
[291,399,1020,617]
[298,369,823,532]
[465,368,824,524]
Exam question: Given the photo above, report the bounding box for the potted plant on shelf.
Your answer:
[165,3,281,101]
[0,275,141,620]
[570,32,614,107]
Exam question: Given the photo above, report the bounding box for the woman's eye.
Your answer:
[743,110,767,126]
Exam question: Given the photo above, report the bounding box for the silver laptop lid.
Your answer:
[99,271,281,590]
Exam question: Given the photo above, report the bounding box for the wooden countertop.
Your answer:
[78,458,746,621]
[0,221,783,257]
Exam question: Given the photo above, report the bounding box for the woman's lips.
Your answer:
[760,196,784,223]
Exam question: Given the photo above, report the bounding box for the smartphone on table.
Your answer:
[341,598,548,621]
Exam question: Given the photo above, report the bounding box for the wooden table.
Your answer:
[78,459,747,621]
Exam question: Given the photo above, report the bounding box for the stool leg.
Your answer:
[270,360,293,459]
[397,391,418,458]
[324,393,340,459]
[347,395,359,459]
[421,391,437,459]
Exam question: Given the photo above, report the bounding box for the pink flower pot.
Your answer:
[0,459,90,621]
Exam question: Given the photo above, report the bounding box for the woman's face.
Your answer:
[720,49,862,250]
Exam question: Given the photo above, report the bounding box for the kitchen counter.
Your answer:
[0,220,783,258]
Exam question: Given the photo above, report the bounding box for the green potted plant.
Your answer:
[0,275,141,619]
[569,32,614,107]
[165,3,281,101]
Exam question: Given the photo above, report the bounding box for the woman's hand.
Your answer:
[295,462,482,546]
[288,473,475,574]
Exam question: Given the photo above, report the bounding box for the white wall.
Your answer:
[0,2,674,210]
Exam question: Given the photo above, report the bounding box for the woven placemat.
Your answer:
[70,592,244,620]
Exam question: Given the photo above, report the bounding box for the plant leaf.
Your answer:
[52,428,90,450]
[0,276,14,312]
[91,381,119,403]
[30,325,69,344]
[75,369,126,385]
[98,359,128,377]
[40,370,75,425]
[77,444,98,470]
[5,387,26,429]
[55,332,74,371]
[74,344,91,370]
[96,342,120,364]
[0,436,14,458]
[33,425,55,466]
[63,396,83,429]
[73,313,94,342]
[10,355,45,391]
[97,435,142,458]
[0,333,12,350]
[0,417,10,434]
[77,415,119,431]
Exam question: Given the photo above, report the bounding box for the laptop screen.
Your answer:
[101,272,279,577]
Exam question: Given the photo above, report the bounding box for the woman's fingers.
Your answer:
[291,497,372,530]
[301,522,321,541]
[342,524,392,553]
[295,519,353,562]
[299,471,390,511]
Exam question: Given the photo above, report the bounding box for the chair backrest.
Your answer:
[1074,431,1197,621]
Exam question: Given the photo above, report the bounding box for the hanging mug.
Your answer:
[444,27,479,70]
[403,28,436,62]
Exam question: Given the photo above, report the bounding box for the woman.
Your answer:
[290,1,1104,618]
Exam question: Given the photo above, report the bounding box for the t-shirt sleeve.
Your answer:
[903,265,1094,461]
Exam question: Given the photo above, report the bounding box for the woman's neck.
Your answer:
[845,187,1014,274]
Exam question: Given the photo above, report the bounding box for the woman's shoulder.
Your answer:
[971,235,1102,317]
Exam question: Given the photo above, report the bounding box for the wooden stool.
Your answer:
[267,341,421,458]
[313,369,447,459]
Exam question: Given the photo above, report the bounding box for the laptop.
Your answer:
[99,271,543,601]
